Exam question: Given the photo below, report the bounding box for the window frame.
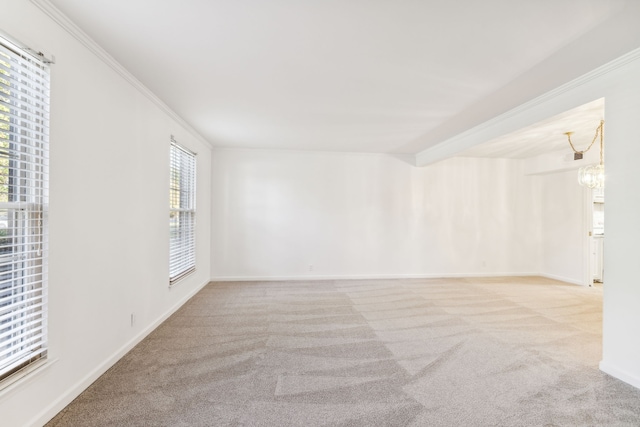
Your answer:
[169,138,196,285]
[0,33,50,384]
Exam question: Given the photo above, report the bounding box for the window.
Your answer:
[0,35,50,382]
[169,139,196,284]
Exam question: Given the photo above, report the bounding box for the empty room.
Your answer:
[2,1,640,426]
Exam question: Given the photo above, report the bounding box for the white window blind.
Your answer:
[0,37,49,382]
[169,140,196,284]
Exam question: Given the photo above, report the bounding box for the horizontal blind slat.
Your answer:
[0,316,44,342]
[0,299,45,322]
[0,347,46,376]
[0,331,45,360]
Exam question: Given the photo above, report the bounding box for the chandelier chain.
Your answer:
[565,120,604,157]
[599,122,604,165]
[570,119,605,189]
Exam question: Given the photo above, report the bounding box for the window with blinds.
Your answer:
[0,36,49,382]
[169,140,196,284]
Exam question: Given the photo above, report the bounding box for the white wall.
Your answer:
[0,2,212,426]
[600,54,640,389]
[521,149,596,286]
[210,145,594,286]
[211,149,540,279]
[539,170,587,285]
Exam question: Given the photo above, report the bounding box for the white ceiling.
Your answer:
[48,0,640,155]
[458,98,605,159]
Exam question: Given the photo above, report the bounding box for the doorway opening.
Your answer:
[588,184,605,287]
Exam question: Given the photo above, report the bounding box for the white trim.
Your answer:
[0,29,54,63]
[210,272,542,282]
[28,279,210,427]
[415,46,640,166]
[600,360,640,390]
[211,146,416,163]
[0,358,57,397]
[582,186,595,287]
[539,273,584,286]
[29,0,212,150]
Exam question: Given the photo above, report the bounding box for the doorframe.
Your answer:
[583,185,594,287]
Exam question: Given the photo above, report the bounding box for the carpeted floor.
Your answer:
[47,277,640,426]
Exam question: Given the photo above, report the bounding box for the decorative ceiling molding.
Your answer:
[415,46,640,167]
[30,0,213,149]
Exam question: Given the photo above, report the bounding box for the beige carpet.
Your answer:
[47,277,640,426]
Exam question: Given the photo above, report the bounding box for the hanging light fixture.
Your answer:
[565,120,605,189]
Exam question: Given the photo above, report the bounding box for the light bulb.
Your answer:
[578,164,605,189]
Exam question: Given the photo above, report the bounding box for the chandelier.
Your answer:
[565,120,604,189]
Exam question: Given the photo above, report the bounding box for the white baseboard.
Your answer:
[539,273,584,286]
[600,360,640,390]
[30,279,210,427]
[210,272,541,282]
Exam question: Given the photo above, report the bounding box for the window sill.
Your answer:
[0,358,58,397]
[169,267,196,288]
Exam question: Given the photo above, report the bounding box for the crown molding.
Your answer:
[416,46,640,166]
[30,0,213,149]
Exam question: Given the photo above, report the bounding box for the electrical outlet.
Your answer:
[131,313,136,327]
[309,265,314,271]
